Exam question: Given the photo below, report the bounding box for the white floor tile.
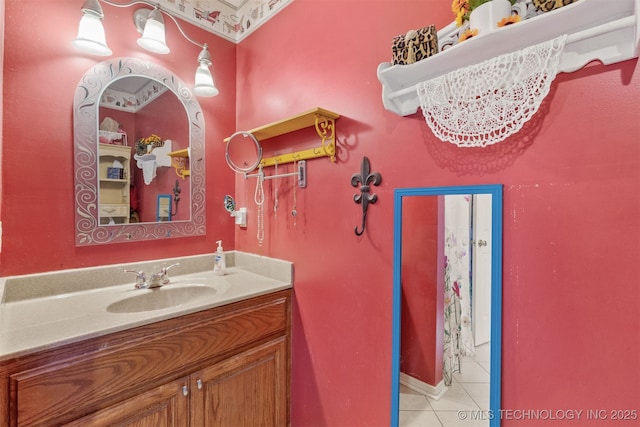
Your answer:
[400,391,432,411]
[473,343,491,363]
[460,383,490,410]
[397,342,492,426]
[476,360,490,374]
[436,410,490,427]
[427,383,480,411]
[399,410,443,427]
[453,360,490,383]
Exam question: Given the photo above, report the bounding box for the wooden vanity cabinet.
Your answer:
[63,376,190,427]
[0,289,291,427]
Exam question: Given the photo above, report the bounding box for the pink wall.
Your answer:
[1,1,237,275]
[401,196,442,386]
[2,1,640,426]
[234,0,640,425]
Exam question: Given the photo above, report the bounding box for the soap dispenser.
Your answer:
[213,240,226,276]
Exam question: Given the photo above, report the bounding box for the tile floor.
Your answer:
[399,343,491,427]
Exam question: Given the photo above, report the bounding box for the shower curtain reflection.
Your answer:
[443,195,475,386]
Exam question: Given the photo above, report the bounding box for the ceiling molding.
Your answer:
[100,77,169,113]
[156,0,293,44]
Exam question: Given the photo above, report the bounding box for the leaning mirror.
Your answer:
[74,57,205,245]
[391,184,503,427]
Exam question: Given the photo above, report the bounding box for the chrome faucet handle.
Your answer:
[124,270,148,289]
[159,263,180,285]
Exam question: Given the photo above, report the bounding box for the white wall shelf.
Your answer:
[377,0,639,116]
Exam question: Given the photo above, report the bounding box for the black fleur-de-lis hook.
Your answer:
[351,156,382,236]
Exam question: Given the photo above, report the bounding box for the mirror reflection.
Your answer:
[74,57,206,245]
[391,185,502,427]
[98,76,190,224]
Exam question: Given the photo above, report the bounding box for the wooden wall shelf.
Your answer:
[224,107,340,167]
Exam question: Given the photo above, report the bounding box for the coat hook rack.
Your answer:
[351,156,382,236]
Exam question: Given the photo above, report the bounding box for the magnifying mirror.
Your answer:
[224,194,236,213]
[225,131,262,173]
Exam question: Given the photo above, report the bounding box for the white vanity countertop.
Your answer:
[0,252,293,361]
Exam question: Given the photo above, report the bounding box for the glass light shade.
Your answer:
[73,12,112,56]
[193,63,219,97]
[137,10,170,54]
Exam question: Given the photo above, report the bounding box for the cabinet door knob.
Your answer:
[182,385,189,396]
[197,379,203,390]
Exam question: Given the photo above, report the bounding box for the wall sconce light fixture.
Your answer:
[72,0,112,56]
[73,0,219,97]
[135,7,170,54]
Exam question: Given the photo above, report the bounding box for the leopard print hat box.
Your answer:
[391,25,439,65]
[533,0,579,12]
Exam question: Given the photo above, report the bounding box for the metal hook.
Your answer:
[351,157,382,236]
[171,179,181,217]
[355,210,367,236]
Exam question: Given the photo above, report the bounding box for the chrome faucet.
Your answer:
[124,270,148,289]
[148,263,180,288]
[125,263,180,289]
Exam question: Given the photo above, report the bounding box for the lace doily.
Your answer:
[135,154,157,185]
[417,35,567,147]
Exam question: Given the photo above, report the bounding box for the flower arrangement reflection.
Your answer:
[135,134,164,156]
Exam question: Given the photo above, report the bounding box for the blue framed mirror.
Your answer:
[391,184,502,427]
[157,194,172,222]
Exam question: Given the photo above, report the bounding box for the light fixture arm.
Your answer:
[157,8,204,49]
[81,0,105,18]
[98,0,205,48]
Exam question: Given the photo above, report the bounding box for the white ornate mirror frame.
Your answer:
[74,57,206,245]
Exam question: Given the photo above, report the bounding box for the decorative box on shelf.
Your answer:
[106,167,123,180]
[391,25,439,65]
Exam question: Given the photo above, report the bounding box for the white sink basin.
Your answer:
[106,285,218,314]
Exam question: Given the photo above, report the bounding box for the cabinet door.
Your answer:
[191,337,288,427]
[62,376,189,427]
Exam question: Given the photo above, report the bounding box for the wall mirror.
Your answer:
[391,184,502,427]
[74,57,205,245]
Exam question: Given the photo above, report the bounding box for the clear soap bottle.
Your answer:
[213,240,226,276]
